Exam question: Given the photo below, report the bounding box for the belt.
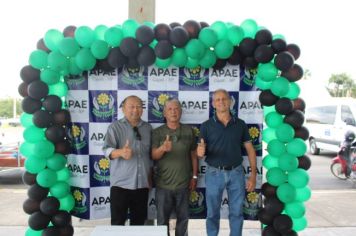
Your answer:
[211,165,238,171]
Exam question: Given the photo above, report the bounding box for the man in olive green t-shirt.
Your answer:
[152,98,198,236]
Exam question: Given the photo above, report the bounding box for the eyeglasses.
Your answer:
[133,126,141,141]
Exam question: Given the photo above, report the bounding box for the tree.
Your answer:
[0,98,23,118]
[327,73,356,98]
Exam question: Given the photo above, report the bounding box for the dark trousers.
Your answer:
[110,186,149,225]
[155,187,189,236]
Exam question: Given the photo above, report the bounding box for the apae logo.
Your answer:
[181,66,208,87]
[242,68,257,87]
[151,93,171,119]
[189,190,205,214]
[65,73,86,87]
[121,66,145,86]
[73,189,88,214]
[92,92,115,118]
[248,126,262,151]
[93,157,110,183]
[68,124,87,150]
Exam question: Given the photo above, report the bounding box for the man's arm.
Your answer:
[244,141,257,192]
[189,150,198,191]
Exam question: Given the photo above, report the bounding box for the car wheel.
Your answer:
[309,138,320,155]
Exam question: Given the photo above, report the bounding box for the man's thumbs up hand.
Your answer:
[122,139,132,160]
[197,138,206,158]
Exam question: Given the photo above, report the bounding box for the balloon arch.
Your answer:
[19,19,311,236]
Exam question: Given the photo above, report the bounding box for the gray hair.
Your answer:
[122,95,143,107]
[212,89,230,101]
[163,98,182,112]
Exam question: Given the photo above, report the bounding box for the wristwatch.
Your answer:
[192,175,198,179]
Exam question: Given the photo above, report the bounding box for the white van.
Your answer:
[305,98,356,154]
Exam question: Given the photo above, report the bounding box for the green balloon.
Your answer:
[285,201,305,218]
[266,167,287,186]
[58,38,80,57]
[32,140,55,159]
[75,48,96,70]
[75,26,95,48]
[47,153,67,171]
[276,123,295,142]
[295,186,311,202]
[288,168,309,188]
[29,50,48,70]
[94,24,108,40]
[24,157,47,174]
[90,40,109,59]
[48,81,68,97]
[278,153,298,171]
[287,138,307,156]
[40,69,60,85]
[214,39,234,59]
[255,75,272,90]
[199,28,218,48]
[262,128,276,143]
[284,82,300,99]
[277,182,296,203]
[23,126,45,142]
[199,50,217,68]
[172,48,188,67]
[37,168,57,187]
[267,139,286,157]
[227,25,244,45]
[210,21,228,40]
[50,181,70,199]
[25,227,43,236]
[262,154,279,169]
[59,194,75,211]
[185,39,205,59]
[240,19,258,38]
[263,105,276,116]
[122,19,139,38]
[57,167,70,182]
[185,57,200,69]
[20,113,34,128]
[292,216,307,232]
[155,57,172,68]
[44,29,64,52]
[104,26,123,47]
[68,57,83,75]
[265,112,283,128]
[271,76,290,97]
[47,51,68,72]
[257,63,278,82]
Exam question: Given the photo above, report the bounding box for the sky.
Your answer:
[0,0,355,98]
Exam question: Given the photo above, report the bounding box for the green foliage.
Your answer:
[328,73,356,97]
[0,98,23,118]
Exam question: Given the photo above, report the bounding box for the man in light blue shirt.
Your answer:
[103,95,152,225]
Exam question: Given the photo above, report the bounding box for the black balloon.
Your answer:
[228,46,243,65]
[169,26,189,48]
[22,97,42,114]
[136,25,154,45]
[154,40,173,59]
[20,65,40,83]
[284,110,305,128]
[213,59,227,70]
[275,98,294,115]
[127,58,140,68]
[28,211,51,231]
[28,183,49,201]
[55,140,72,155]
[261,182,277,197]
[262,225,281,236]
[40,196,60,216]
[107,47,128,68]
[45,125,66,143]
[22,171,37,185]
[53,109,71,126]
[169,22,181,28]
[274,51,295,72]
[281,64,304,82]
[200,21,209,28]
[119,37,140,58]
[52,210,72,227]
[27,80,49,100]
[43,95,62,113]
[154,23,172,41]
[59,224,74,236]
[94,59,115,73]
[286,44,301,60]
[239,38,257,56]
[33,110,53,128]
[259,90,278,106]
[37,38,50,52]
[294,126,309,140]
[183,20,201,38]
[264,197,284,216]
[23,198,40,215]
[271,38,287,53]
[255,29,273,45]
[298,155,312,170]
[137,45,156,66]
[42,226,61,236]
[18,82,29,97]
[254,45,274,63]
[257,209,275,225]
[293,98,306,112]
[273,214,293,234]
[63,25,76,38]
[282,230,298,236]
[243,57,258,69]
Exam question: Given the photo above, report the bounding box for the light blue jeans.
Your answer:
[205,165,245,236]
